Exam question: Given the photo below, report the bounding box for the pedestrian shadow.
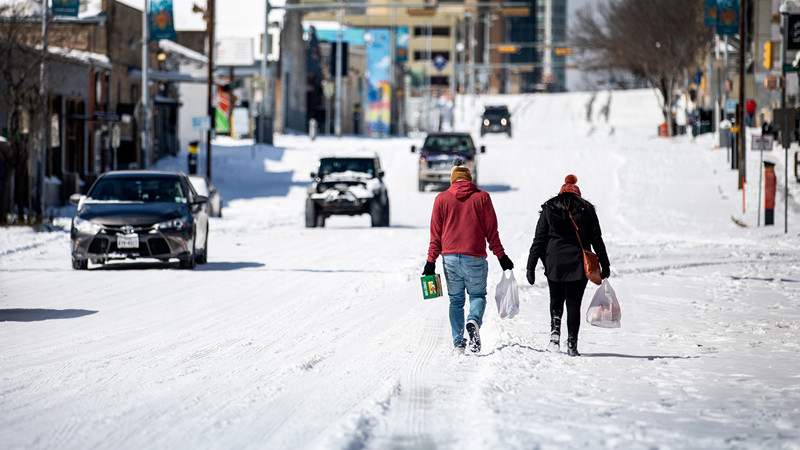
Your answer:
[0,308,98,322]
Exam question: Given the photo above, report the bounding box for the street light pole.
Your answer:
[206,0,215,179]
[334,0,343,137]
[141,0,149,170]
[260,0,273,145]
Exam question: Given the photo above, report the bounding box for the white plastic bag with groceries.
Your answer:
[494,270,519,319]
[586,279,621,328]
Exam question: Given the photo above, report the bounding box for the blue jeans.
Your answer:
[442,254,488,347]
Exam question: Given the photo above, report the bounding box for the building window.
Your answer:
[413,51,450,62]
[413,26,450,37]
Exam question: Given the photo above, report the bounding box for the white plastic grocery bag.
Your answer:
[586,279,621,328]
[494,270,519,319]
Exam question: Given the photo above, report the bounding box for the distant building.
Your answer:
[536,0,567,92]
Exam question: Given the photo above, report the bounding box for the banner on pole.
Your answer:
[704,0,718,27]
[51,0,79,17]
[150,0,177,41]
[715,0,739,36]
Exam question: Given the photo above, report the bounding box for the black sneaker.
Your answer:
[466,320,481,353]
[453,343,466,355]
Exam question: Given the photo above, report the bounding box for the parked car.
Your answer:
[306,154,390,228]
[189,174,222,217]
[480,105,512,137]
[412,132,485,191]
[69,170,209,270]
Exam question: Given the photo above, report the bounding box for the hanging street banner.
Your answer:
[150,0,177,41]
[704,0,718,27]
[51,0,79,17]
[715,0,739,36]
[366,28,391,137]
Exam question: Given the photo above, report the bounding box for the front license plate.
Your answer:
[117,234,139,249]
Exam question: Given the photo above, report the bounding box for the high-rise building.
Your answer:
[536,0,567,91]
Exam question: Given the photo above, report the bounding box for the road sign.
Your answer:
[192,116,211,131]
[432,55,447,72]
[751,134,774,151]
[111,124,120,149]
[772,108,797,149]
[725,99,738,114]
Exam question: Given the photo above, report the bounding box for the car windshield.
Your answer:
[88,176,186,203]
[318,158,376,177]
[483,106,509,117]
[422,135,475,153]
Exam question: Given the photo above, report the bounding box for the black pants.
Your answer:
[548,279,588,340]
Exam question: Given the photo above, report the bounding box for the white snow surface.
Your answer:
[2,89,800,449]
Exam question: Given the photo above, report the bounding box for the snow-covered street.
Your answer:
[2,89,799,449]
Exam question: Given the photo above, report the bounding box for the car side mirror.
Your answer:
[310,172,317,179]
[480,145,486,154]
[69,193,84,205]
[378,170,385,178]
[192,195,208,205]
[410,145,416,153]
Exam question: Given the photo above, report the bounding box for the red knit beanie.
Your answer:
[559,174,581,196]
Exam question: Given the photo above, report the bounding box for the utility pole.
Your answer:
[259,0,273,145]
[38,0,49,214]
[335,0,343,137]
[206,0,215,179]
[141,0,150,170]
[737,0,746,190]
[483,9,490,93]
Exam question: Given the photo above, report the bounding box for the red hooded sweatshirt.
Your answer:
[427,180,507,262]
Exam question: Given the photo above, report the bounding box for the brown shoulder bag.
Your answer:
[567,209,602,285]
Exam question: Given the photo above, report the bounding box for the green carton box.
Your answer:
[420,274,443,299]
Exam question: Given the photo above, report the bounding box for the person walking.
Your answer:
[423,162,514,354]
[526,175,610,356]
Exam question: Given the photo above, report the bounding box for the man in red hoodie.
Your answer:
[423,163,514,354]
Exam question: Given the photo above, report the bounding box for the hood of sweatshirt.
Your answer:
[447,180,478,201]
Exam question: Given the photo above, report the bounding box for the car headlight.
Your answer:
[419,157,427,169]
[501,118,507,126]
[73,217,103,234]
[156,217,188,230]
[483,119,490,126]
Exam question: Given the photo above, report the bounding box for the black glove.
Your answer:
[601,265,610,279]
[499,255,514,271]
[422,261,436,276]
[526,269,535,285]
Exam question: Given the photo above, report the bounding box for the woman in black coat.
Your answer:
[526,175,610,356]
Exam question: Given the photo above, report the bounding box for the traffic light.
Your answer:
[763,41,774,69]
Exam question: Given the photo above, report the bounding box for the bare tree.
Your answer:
[571,0,714,136]
[0,1,44,223]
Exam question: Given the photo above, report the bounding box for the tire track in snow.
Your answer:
[368,312,444,448]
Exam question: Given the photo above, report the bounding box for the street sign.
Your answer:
[111,124,120,149]
[192,116,211,131]
[432,55,447,72]
[725,99,738,114]
[772,108,797,149]
[751,134,774,151]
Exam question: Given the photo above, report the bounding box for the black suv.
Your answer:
[480,105,512,137]
[412,132,485,191]
[305,154,390,227]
